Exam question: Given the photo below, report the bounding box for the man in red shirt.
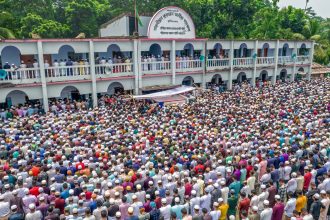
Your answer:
[238,192,250,218]
[194,161,205,174]
[303,166,312,191]
[29,180,40,197]
[75,158,85,170]
[184,178,193,197]
[54,192,65,214]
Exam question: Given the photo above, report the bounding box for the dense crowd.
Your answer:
[0,79,329,220]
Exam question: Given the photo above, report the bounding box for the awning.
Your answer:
[133,85,195,99]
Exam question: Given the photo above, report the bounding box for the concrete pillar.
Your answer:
[252,40,258,87]
[89,41,98,107]
[291,42,298,82]
[37,41,49,112]
[307,41,315,81]
[272,40,280,85]
[202,40,206,88]
[138,40,143,94]
[228,40,234,90]
[171,40,176,85]
[133,39,139,95]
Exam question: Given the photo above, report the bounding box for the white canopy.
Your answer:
[133,86,195,100]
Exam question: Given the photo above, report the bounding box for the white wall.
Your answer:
[138,16,151,36]
[100,16,129,37]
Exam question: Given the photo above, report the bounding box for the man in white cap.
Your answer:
[8,205,24,220]
[248,206,260,220]
[25,204,42,220]
[171,197,184,219]
[0,195,10,220]
[319,190,330,220]
[284,192,296,219]
[131,195,143,217]
[192,205,202,220]
[190,190,201,215]
[272,195,284,220]
[310,193,322,220]
[260,200,272,220]
[159,198,171,220]
[219,181,229,204]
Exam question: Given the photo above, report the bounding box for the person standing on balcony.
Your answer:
[59,59,65,76]
[100,57,106,74]
[107,57,113,74]
[125,57,131,72]
[84,59,89,75]
[53,60,59,77]
[79,59,85,75]
[66,59,73,76]
[33,59,39,78]
[44,60,50,77]
[151,55,156,71]
[73,59,78,75]
[19,61,26,79]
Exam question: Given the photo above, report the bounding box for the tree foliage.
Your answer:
[0,0,329,64]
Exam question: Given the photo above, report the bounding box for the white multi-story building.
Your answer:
[0,6,314,112]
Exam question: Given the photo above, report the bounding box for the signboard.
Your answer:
[148,6,196,39]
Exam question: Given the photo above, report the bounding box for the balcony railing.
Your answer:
[95,63,133,76]
[233,58,254,67]
[176,60,202,72]
[296,55,310,64]
[141,61,171,74]
[0,68,41,82]
[257,57,275,66]
[45,65,91,78]
[278,56,294,65]
[207,59,230,70]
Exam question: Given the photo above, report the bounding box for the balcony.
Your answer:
[0,68,41,84]
[207,59,230,71]
[176,60,203,72]
[233,58,254,67]
[278,56,294,65]
[45,65,91,82]
[141,61,171,75]
[296,56,310,65]
[257,57,275,66]
[95,63,134,78]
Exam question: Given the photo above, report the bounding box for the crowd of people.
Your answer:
[0,79,329,220]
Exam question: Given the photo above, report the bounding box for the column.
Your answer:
[228,40,234,90]
[171,40,176,85]
[133,39,139,95]
[138,40,143,94]
[252,40,258,87]
[291,42,298,82]
[202,40,206,88]
[89,41,98,107]
[272,40,280,85]
[37,41,49,112]
[307,41,315,81]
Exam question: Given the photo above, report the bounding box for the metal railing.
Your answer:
[141,61,171,74]
[95,63,133,75]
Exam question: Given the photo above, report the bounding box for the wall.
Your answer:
[138,16,152,36]
[100,16,129,37]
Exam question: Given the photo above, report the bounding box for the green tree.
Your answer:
[64,0,98,37]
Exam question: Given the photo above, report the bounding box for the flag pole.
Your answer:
[134,0,137,33]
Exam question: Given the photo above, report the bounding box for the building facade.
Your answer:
[0,6,314,112]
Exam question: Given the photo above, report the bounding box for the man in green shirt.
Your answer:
[227,190,238,217]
